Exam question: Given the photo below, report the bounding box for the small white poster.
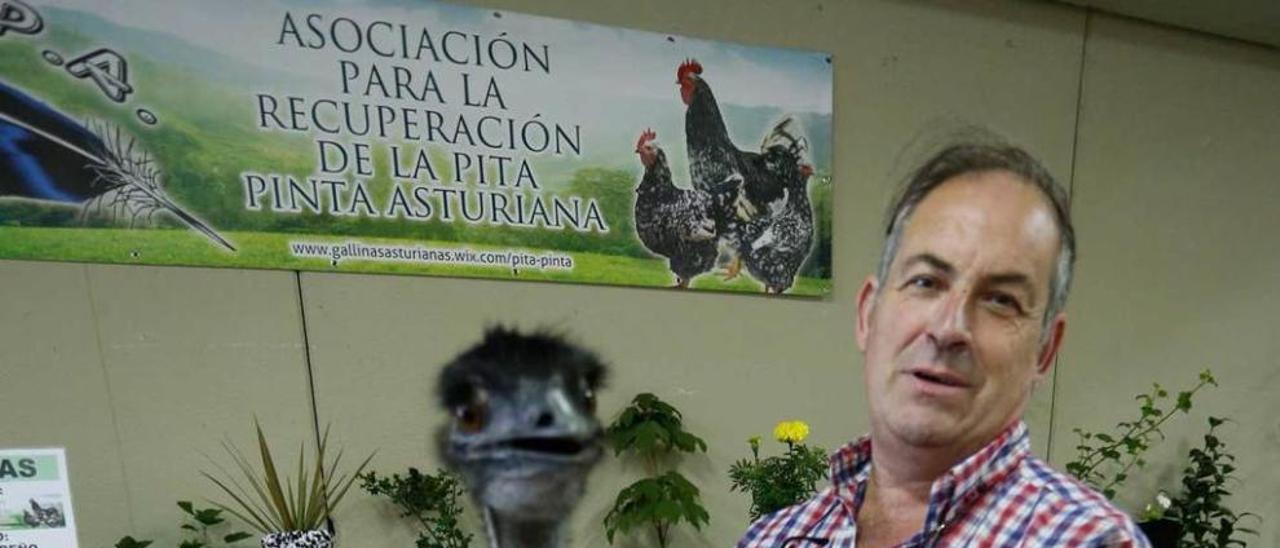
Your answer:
[0,448,78,548]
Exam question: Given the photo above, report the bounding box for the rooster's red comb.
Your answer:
[677,58,703,82]
[636,128,657,150]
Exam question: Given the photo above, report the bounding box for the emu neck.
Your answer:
[485,506,563,548]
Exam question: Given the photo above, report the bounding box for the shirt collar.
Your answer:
[827,421,1031,523]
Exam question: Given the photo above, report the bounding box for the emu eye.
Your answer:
[583,387,597,414]
[454,387,489,433]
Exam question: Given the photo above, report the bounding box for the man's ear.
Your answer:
[856,275,879,352]
[1035,313,1067,378]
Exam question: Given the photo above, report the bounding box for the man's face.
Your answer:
[856,170,1067,457]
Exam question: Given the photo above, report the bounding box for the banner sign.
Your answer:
[0,0,833,296]
[0,448,78,547]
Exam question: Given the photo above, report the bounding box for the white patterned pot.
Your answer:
[260,529,334,548]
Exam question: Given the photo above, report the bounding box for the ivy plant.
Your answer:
[1065,369,1216,499]
[603,393,710,547]
[359,467,472,548]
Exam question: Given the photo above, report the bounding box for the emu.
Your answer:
[436,327,608,548]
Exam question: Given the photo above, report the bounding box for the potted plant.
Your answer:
[107,500,252,548]
[1065,370,1217,501]
[358,467,472,548]
[1141,417,1260,547]
[1137,492,1181,547]
[602,393,711,547]
[1066,370,1260,547]
[728,420,828,521]
[202,420,373,548]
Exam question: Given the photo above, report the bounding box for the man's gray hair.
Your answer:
[875,142,1076,328]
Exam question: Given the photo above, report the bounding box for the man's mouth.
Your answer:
[907,369,970,388]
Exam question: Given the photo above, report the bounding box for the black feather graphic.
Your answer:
[0,80,235,251]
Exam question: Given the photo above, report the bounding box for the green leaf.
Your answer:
[655,500,681,521]
[1176,392,1193,412]
[360,467,471,548]
[177,500,195,515]
[194,507,224,526]
[224,531,254,543]
[115,537,154,548]
[254,419,293,530]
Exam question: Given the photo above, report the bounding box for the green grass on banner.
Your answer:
[0,227,832,296]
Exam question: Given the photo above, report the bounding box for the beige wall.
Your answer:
[1053,13,1280,545]
[0,1,1275,546]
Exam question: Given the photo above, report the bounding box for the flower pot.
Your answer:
[260,529,334,548]
[1137,518,1181,548]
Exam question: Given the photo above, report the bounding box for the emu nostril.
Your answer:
[535,411,555,428]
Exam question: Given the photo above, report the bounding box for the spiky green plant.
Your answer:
[201,420,374,534]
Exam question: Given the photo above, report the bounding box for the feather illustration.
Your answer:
[0,80,235,251]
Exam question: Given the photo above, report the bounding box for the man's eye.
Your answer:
[985,293,1024,313]
[905,275,939,291]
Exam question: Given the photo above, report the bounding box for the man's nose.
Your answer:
[927,290,973,353]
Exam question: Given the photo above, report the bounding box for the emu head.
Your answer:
[436,327,608,522]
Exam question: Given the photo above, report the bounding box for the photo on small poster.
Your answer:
[0,448,78,547]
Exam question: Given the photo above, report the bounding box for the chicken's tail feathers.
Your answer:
[761,116,809,160]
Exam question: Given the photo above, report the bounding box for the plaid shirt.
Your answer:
[738,422,1150,547]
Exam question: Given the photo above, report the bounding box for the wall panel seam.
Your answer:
[1048,7,1093,464]
[82,264,137,532]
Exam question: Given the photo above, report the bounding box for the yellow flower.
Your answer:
[773,420,810,444]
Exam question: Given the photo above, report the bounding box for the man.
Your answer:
[739,142,1149,547]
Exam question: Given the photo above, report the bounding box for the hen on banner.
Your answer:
[0,80,234,251]
[632,129,740,288]
[676,59,816,291]
[736,120,816,294]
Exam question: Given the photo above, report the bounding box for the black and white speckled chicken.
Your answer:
[632,129,734,288]
[678,59,787,210]
[678,59,814,280]
[735,121,816,294]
